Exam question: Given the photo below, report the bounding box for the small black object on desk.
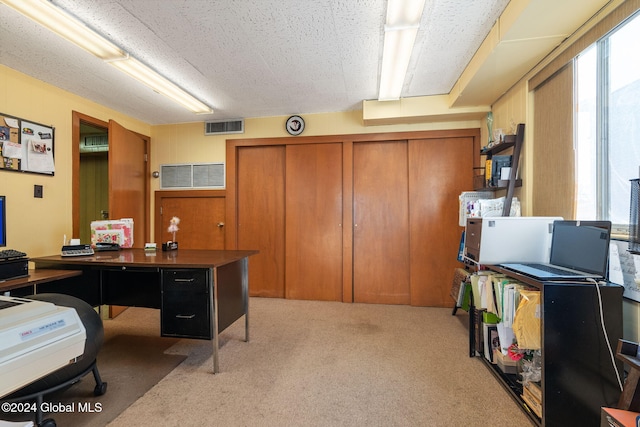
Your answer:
[94,243,121,252]
[162,241,178,251]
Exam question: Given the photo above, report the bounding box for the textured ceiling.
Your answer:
[0,0,510,125]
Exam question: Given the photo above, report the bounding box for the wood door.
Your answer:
[108,120,148,248]
[285,143,343,301]
[408,137,474,306]
[353,141,410,304]
[156,192,225,249]
[237,146,285,298]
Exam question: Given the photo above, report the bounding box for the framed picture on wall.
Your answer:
[0,112,55,176]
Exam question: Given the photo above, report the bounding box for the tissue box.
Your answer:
[91,218,134,248]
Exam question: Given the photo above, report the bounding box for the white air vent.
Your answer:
[160,163,225,189]
[80,134,108,153]
[205,119,244,135]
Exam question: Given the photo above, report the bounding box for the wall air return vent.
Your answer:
[160,163,225,189]
[205,119,244,135]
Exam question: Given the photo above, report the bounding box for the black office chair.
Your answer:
[1,293,107,427]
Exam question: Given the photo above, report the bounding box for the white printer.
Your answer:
[0,295,86,399]
[464,216,563,265]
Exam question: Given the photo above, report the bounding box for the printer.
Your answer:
[464,216,563,265]
[0,295,86,398]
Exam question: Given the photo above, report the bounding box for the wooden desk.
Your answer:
[0,269,82,293]
[29,249,258,373]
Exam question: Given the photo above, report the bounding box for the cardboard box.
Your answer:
[521,391,542,418]
[494,349,517,374]
[525,381,542,402]
[601,407,640,427]
[91,218,134,248]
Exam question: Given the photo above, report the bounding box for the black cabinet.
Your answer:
[542,282,622,426]
[161,269,211,339]
[480,267,624,426]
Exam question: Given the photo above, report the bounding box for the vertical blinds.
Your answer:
[532,63,575,219]
[529,0,640,217]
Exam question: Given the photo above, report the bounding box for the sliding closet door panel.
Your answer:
[237,146,285,298]
[285,143,343,301]
[409,137,474,306]
[353,141,410,304]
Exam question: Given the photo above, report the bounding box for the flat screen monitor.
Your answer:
[0,196,5,247]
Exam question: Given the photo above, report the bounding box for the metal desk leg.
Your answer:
[242,257,249,342]
[210,267,219,374]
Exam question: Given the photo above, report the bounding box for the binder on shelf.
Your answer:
[473,308,486,355]
[483,322,499,363]
[450,268,472,312]
[458,283,472,311]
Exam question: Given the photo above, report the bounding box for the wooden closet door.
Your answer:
[237,146,285,297]
[408,137,474,306]
[285,143,343,301]
[353,141,410,304]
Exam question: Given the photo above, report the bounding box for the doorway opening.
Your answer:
[72,112,109,243]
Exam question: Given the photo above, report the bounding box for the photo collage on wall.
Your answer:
[0,112,55,175]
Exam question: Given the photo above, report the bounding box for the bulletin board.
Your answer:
[0,112,55,175]
[609,238,640,303]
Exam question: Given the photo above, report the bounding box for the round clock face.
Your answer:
[286,115,305,136]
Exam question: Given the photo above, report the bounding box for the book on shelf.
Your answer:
[484,158,492,187]
[451,268,470,304]
[483,322,500,363]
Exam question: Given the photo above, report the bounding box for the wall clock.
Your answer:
[285,115,305,136]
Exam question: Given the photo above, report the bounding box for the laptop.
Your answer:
[500,220,612,281]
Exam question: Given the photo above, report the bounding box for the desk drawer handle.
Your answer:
[174,278,195,283]
[175,314,196,319]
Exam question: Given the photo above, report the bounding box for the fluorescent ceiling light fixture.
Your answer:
[378,0,426,101]
[1,0,213,114]
[109,57,213,114]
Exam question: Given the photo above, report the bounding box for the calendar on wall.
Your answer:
[0,112,55,176]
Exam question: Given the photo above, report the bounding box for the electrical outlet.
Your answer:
[34,184,43,198]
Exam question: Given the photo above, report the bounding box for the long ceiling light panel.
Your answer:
[1,0,213,114]
[378,0,426,101]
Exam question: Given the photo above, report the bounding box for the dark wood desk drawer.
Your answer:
[161,269,211,339]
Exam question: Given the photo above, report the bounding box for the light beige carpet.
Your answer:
[98,298,532,427]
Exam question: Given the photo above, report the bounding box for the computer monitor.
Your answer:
[0,196,6,247]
